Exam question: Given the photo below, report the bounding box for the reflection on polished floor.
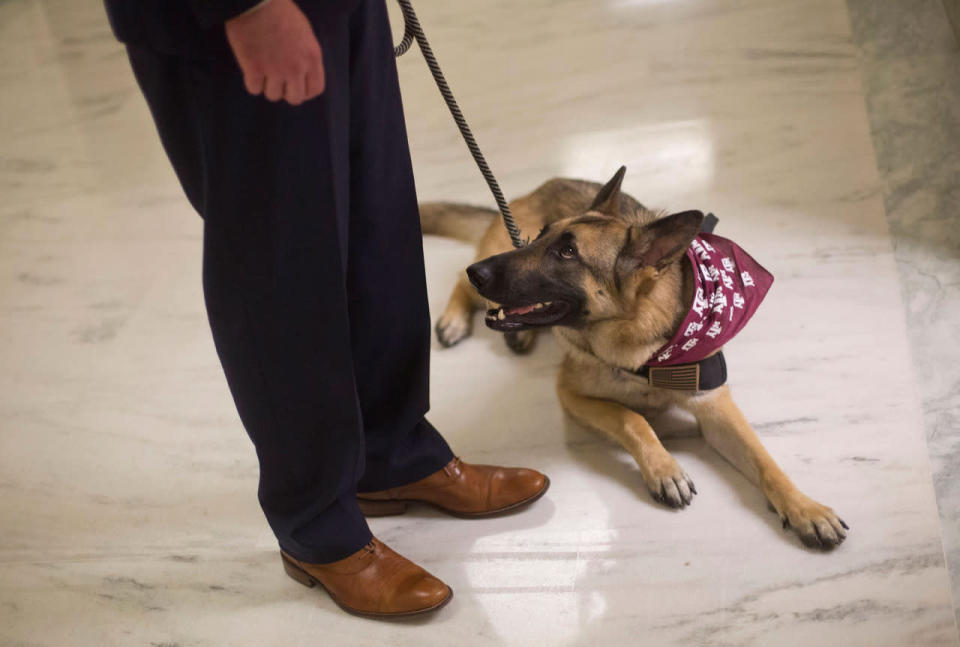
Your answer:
[1,0,958,645]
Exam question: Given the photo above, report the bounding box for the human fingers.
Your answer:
[264,75,284,102]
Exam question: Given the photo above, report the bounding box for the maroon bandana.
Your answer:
[645,233,774,367]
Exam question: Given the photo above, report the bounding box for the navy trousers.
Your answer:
[125,0,453,563]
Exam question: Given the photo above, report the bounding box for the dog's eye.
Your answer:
[558,244,577,260]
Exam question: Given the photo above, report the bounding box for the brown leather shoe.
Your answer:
[357,457,549,518]
[281,538,452,618]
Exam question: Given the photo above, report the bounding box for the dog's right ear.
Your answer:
[618,210,704,276]
[587,166,627,217]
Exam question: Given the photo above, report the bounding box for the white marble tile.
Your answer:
[0,0,957,645]
[846,0,960,627]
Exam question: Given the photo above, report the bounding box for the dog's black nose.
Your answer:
[466,261,494,290]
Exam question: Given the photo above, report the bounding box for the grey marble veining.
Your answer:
[943,0,960,42]
[0,0,958,644]
[846,0,960,627]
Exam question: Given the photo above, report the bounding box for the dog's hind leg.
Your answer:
[435,277,481,347]
[682,386,848,549]
[557,381,695,508]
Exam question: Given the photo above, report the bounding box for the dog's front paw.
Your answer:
[435,312,472,348]
[640,454,696,509]
[774,491,848,549]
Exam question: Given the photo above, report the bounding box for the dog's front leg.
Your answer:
[683,386,848,549]
[435,278,480,348]
[558,383,695,508]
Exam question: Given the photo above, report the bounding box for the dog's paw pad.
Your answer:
[435,313,472,348]
[777,495,848,550]
[644,459,696,509]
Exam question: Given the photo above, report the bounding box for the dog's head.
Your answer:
[468,167,704,333]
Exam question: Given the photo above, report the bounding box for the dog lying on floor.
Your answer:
[420,167,848,549]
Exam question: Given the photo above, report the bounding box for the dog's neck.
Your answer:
[554,258,692,371]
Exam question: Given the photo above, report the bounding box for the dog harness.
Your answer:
[632,232,774,391]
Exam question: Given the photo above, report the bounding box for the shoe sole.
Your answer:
[357,475,551,518]
[281,552,453,619]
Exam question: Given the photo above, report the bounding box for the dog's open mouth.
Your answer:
[484,300,571,331]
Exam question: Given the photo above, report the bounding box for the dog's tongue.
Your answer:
[505,304,537,316]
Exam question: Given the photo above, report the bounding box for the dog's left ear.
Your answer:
[618,210,704,274]
[588,166,627,217]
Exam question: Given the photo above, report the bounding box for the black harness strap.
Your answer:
[701,212,719,234]
[632,352,728,392]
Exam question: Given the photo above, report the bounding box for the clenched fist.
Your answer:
[225,0,325,105]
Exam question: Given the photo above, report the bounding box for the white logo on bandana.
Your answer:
[706,321,723,339]
[700,263,716,282]
[690,240,710,262]
[722,257,735,273]
[741,270,755,287]
[733,292,745,309]
[684,321,704,337]
[692,287,708,316]
[682,338,699,351]
[711,290,727,313]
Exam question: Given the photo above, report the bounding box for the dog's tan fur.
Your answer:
[421,170,847,549]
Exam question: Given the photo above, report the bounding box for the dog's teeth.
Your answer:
[545,301,552,306]
[497,309,506,320]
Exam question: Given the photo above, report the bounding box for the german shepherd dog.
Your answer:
[420,167,848,549]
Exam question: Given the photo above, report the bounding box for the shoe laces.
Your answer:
[443,456,463,477]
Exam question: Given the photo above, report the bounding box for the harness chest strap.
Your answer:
[631,352,728,391]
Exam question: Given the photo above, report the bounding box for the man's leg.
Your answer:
[338,0,550,517]
[340,0,454,492]
[126,4,371,564]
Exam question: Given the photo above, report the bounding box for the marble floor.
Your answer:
[846,0,960,631]
[1,0,957,645]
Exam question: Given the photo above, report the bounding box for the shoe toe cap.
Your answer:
[490,467,548,508]
[392,572,451,613]
[414,573,452,605]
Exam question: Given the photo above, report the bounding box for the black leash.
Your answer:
[393,0,526,249]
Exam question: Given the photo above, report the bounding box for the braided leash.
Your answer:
[393,0,526,249]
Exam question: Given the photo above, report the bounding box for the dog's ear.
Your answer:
[588,166,627,217]
[618,210,704,274]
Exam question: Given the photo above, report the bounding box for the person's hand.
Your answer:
[225,0,325,105]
